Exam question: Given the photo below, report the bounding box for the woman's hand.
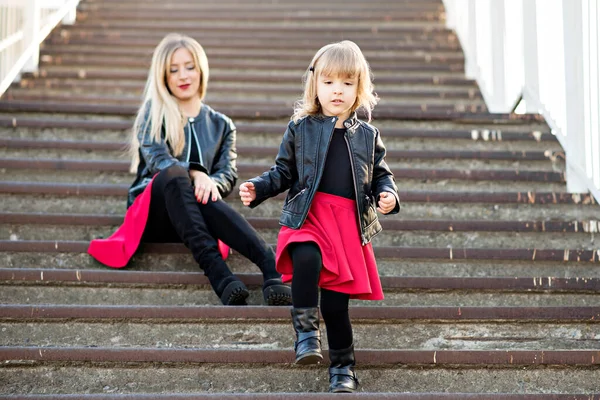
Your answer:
[190,170,221,204]
[239,182,256,206]
[377,191,396,214]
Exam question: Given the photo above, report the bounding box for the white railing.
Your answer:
[0,0,80,96]
[443,0,600,202]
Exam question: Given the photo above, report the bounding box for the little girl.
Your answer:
[239,40,399,393]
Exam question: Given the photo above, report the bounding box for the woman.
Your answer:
[90,33,291,307]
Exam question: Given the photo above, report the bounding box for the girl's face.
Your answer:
[166,48,201,102]
[316,73,358,124]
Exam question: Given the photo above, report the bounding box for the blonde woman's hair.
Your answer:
[292,40,378,123]
[129,33,209,172]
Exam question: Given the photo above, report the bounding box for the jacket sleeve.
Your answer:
[372,127,400,214]
[138,116,189,174]
[209,118,238,198]
[247,121,298,208]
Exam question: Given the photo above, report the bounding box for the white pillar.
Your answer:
[522,0,540,113]
[562,0,589,193]
[23,0,41,73]
[488,0,507,112]
[464,0,478,79]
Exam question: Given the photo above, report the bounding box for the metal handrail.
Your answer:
[0,0,80,96]
[443,0,600,202]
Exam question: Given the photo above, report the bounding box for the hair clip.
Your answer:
[309,66,314,72]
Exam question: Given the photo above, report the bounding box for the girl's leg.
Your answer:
[320,288,358,393]
[147,165,248,305]
[288,242,323,364]
[195,199,291,305]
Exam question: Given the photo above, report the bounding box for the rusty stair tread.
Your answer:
[1,117,553,141]
[1,212,596,233]
[2,394,598,400]
[2,138,552,161]
[1,100,503,120]
[2,181,594,204]
[1,346,599,365]
[2,93,484,108]
[1,240,598,262]
[2,268,599,292]
[0,158,565,182]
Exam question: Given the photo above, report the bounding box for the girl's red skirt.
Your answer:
[275,191,384,301]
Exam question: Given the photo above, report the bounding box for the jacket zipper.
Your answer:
[189,119,204,166]
[287,188,306,205]
[185,120,192,162]
[298,117,336,228]
[344,132,366,245]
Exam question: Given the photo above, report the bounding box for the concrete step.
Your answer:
[3,91,485,108]
[1,395,598,400]
[39,44,465,63]
[0,157,567,183]
[8,81,479,99]
[1,100,496,120]
[55,24,458,43]
[1,348,598,394]
[2,240,599,264]
[3,251,599,278]
[1,303,598,350]
[2,193,597,221]
[3,225,596,251]
[0,141,563,172]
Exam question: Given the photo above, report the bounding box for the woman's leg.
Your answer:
[288,242,323,364]
[320,288,358,393]
[147,165,248,305]
[196,199,292,305]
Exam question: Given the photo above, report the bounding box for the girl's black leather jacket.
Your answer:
[127,103,237,207]
[248,112,399,244]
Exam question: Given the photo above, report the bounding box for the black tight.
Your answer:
[288,241,353,350]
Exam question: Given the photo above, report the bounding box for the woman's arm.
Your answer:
[372,128,400,214]
[138,118,188,174]
[208,118,238,198]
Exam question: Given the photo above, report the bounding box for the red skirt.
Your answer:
[275,191,384,301]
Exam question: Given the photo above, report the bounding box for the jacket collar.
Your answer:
[308,111,359,131]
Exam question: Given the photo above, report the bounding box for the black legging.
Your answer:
[289,241,353,350]
[143,165,279,281]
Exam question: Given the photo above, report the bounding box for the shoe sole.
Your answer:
[221,281,249,306]
[295,352,323,365]
[263,282,292,306]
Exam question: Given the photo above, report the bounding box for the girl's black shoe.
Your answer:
[291,307,323,364]
[328,344,359,393]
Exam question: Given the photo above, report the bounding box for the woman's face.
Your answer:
[166,47,201,102]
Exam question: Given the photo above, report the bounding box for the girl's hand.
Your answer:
[239,182,257,206]
[190,170,221,204]
[377,191,396,214]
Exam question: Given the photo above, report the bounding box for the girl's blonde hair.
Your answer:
[129,33,209,172]
[292,40,378,123]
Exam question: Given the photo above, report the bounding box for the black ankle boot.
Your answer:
[262,278,292,306]
[204,261,249,306]
[328,344,359,393]
[291,307,323,364]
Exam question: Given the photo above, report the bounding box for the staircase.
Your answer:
[1,0,599,397]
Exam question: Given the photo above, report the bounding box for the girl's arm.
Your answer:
[372,128,400,214]
[246,121,298,208]
[208,119,238,198]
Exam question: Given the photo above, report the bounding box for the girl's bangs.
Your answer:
[318,48,362,79]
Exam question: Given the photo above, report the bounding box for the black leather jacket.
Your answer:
[128,103,237,207]
[248,112,399,244]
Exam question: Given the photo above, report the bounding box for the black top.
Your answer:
[318,128,355,199]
